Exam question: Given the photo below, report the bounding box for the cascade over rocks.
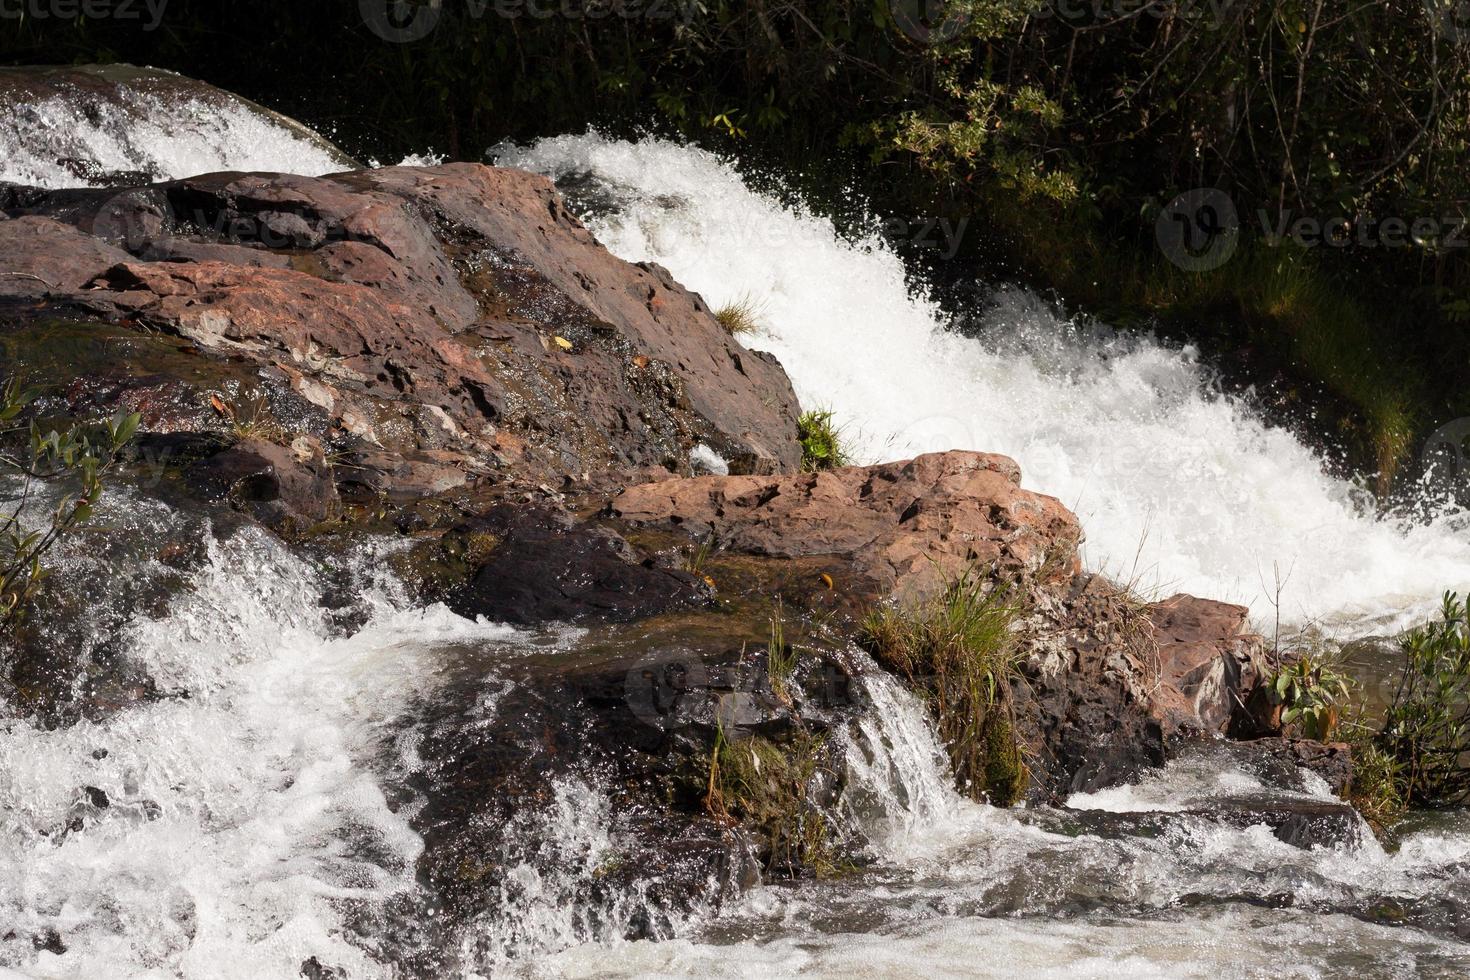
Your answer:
[0,133,1350,953]
[0,64,359,186]
[612,450,1272,797]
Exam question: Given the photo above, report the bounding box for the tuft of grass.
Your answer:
[860,568,1028,805]
[797,410,851,473]
[705,725,836,876]
[683,533,715,576]
[766,596,798,703]
[1345,734,1407,833]
[713,295,763,336]
[210,386,283,443]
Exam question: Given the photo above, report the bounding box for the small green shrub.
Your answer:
[1266,648,1353,741]
[0,377,139,629]
[797,410,851,473]
[860,569,1028,805]
[1376,592,1470,807]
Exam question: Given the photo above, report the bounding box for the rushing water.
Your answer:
[498,134,1470,638]
[0,86,347,189]
[525,673,1470,978]
[4,89,1470,976]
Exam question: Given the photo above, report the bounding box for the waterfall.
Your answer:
[498,133,1470,638]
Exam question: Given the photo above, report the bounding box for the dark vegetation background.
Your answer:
[6,0,1470,492]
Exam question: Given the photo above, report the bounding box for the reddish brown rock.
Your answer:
[1146,593,1266,735]
[1,162,802,493]
[0,216,130,295]
[613,450,1082,604]
[614,451,1270,797]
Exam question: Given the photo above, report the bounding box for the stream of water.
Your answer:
[3,87,1470,977]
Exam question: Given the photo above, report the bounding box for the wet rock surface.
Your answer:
[614,451,1272,799]
[1,163,802,495]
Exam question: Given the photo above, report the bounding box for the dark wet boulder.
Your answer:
[185,436,337,528]
[444,506,705,626]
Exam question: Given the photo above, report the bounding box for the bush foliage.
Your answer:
[1376,591,1470,808]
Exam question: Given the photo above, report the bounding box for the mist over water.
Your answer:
[499,134,1470,637]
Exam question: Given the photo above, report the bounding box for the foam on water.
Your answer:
[514,668,1470,976]
[527,906,1465,979]
[498,134,1470,636]
[1,89,349,189]
[0,517,521,977]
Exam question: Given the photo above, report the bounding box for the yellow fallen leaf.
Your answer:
[703,574,717,589]
[553,335,574,351]
[820,573,834,590]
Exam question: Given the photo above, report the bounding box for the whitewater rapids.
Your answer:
[500,134,1470,638]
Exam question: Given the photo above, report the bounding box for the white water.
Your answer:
[0,502,526,976]
[7,87,1470,975]
[526,670,1470,978]
[498,134,1470,637]
[1,89,349,189]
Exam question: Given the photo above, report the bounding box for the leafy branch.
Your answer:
[0,377,140,629]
